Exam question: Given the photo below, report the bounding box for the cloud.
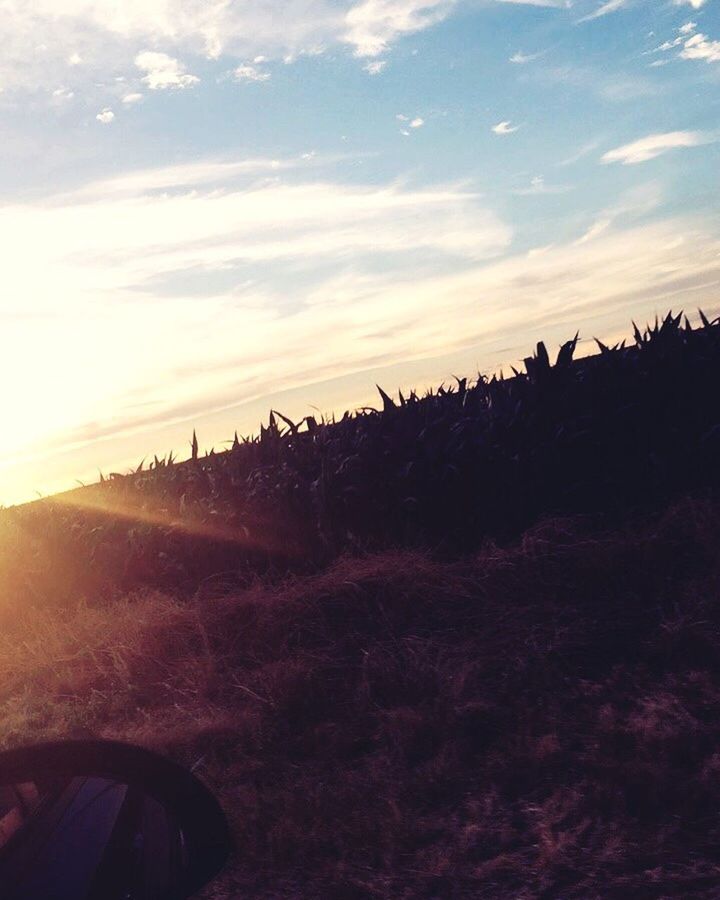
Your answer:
[513,175,570,195]
[509,50,544,63]
[652,20,720,64]
[495,0,567,6]
[517,62,656,104]
[654,35,686,52]
[397,114,423,133]
[0,0,569,94]
[578,0,626,23]
[492,120,519,134]
[558,139,601,166]
[96,107,114,123]
[0,157,512,476]
[598,76,657,102]
[121,92,143,104]
[574,181,664,243]
[0,157,512,311]
[601,131,713,165]
[3,155,720,502]
[343,0,455,57]
[363,60,387,74]
[680,32,720,63]
[135,51,199,90]
[233,63,271,82]
[575,218,611,244]
[72,158,296,199]
[652,21,720,64]
[674,0,706,7]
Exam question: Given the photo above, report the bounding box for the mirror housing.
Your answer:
[0,739,231,900]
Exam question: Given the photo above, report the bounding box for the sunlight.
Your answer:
[0,1,719,894]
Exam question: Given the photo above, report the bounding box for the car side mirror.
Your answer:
[0,739,232,900]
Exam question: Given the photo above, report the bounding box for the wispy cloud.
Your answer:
[516,63,655,104]
[574,181,664,243]
[509,50,544,64]
[0,157,513,473]
[364,60,387,74]
[0,158,512,307]
[72,158,298,200]
[575,218,611,244]
[601,131,713,165]
[497,0,567,6]
[578,0,626,23]
[558,139,601,166]
[344,0,455,58]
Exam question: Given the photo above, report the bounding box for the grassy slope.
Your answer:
[3,313,720,896]
[3,498,720,897]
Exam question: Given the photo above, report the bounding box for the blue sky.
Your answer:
[0,0,719,504]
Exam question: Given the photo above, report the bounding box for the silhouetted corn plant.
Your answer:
[3,310,720,607]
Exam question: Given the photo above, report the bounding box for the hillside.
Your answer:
[2,312,720,897]
[3,501,720,897]
[2,311,720,610]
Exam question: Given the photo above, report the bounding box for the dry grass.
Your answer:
[1,497,720,896]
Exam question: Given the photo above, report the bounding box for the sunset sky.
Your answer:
[1,0,719,505]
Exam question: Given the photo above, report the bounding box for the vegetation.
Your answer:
[3,502,720,897]
[3,311,720,609]
[1,311,720,896]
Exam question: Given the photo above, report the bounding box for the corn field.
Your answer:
[2,310,720,609]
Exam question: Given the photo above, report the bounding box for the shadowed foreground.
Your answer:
[2,497,720,897]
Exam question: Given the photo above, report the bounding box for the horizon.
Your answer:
[1,0,719,505]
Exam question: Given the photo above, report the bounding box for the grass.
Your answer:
[2,496,720,896]
[2,311,720,895]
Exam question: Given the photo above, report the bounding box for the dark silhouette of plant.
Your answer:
[3,309,720,607]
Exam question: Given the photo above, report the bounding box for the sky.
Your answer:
[0,0,719,505]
